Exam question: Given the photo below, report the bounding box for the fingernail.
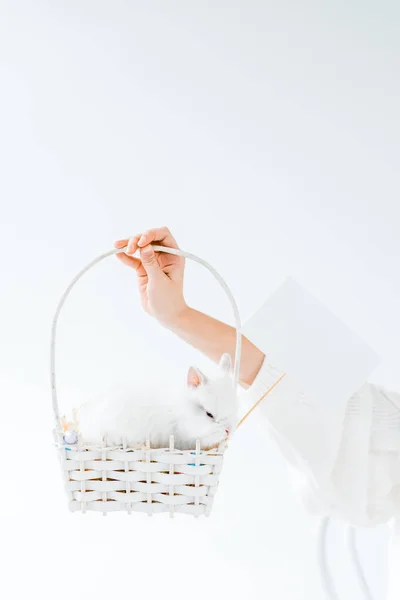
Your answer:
[138,235,146,246]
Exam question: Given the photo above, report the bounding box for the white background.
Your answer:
[1,2,399,599]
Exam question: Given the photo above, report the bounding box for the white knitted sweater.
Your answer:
[247,358,400,527]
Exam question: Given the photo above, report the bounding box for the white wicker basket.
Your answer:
[52,244,242,516]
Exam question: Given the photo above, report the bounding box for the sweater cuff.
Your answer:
[246,356,285,403]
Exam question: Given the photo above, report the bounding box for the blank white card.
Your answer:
[242,277,381,408]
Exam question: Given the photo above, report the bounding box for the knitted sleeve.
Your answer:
[245,356,346,482]
[246,356,400,526]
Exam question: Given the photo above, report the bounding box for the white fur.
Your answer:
[77,354,238,450]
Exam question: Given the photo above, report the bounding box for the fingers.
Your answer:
[140,245,166,279]
[114,228,178,277]
[115,227,178,251]
[116,252,141,270]
[137,227,179,250]
[114,237,141,269]
[114,239,129,249]
[114,235,140,255]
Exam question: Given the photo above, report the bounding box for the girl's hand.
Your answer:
[114,227,188,327]
[115,226,265,386]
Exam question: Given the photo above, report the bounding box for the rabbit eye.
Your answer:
[206,411,214,420]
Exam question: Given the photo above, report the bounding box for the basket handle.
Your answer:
[51,244,242,426]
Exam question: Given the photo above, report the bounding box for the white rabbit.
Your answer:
[77,353,238,450]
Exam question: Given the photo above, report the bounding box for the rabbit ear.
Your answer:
[219,353,232,373]
[187,367,207,388]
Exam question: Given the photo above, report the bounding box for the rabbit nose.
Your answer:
[225,428,230,436]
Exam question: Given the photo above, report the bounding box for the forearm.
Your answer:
[168,306,265,387]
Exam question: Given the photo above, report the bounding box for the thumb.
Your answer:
[140,245,164,278]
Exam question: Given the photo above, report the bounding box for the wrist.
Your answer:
[160,304,192,331]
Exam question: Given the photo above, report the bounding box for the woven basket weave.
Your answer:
[56,435,225,516]
[52,244,242,516]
